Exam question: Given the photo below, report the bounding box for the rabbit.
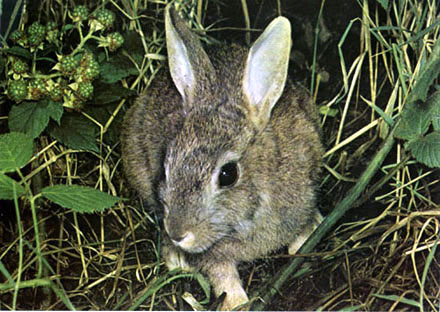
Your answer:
[121,4,324,310]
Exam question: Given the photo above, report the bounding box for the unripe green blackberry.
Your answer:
[8,79,28,102]
[107,32,124,52]
[28,22,45,36]
[92,9,115,29]
[9,29,25,43]
[71,5,89,22]
[28,22,46,47]
[78,81,94,99]
[45,21,59,44]
[46,21,57,31]
[50,86,64,102]
[60,55,80,75]
[80,54,100,80]
[10,29,29,47]
[11,58,29,74]
[28,78,48,100]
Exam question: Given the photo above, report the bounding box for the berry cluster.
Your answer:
[71,5,89,22]
[27,22,46,48]
[8,80,28,102]
[5,5,125,108]
[91,9,115,30]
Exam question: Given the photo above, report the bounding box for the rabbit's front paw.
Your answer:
[288,211,323,255]
[207,261,249,310]
[220,287,249,311]
[163,237,194,272]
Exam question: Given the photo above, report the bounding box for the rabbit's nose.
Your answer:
[170,231,195,249]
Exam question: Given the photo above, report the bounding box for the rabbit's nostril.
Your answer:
[170,232,186,242]
[171,231,195,249]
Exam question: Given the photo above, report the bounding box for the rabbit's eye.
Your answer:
[218,162,239,188]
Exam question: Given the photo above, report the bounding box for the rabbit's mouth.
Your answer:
[165,225,227,254]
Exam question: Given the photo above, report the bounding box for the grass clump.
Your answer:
[0,0,439,310]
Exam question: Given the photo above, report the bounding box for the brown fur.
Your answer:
[121,7,323,310]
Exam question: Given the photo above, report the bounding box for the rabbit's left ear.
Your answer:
[243,17,291,130]
[165,5,216,109]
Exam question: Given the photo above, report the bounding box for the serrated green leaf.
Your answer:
[394,100,432,140]
[4,46,33,60]
[407,131,440,168]
[93,82,137,105]
[0,132,33,172]
[395,39,440,140]
[46,100,64,124]
[407,39,440,104]
[99,53,139,84]
[8,100,63,138]
[431,92,440,131]
[0,173,26,200]
[41,185,124,213]
[48,113,98,152]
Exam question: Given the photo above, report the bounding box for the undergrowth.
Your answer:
[0,0,439,310]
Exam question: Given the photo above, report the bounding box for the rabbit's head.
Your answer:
[160,7,294,253]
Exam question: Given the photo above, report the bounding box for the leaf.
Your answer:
[195,273,211,304]
[62,24,74,32]
[93,82,137,105]
[372,293,420,308]
[394,100,432,140]
[375,0,389,10]
[407,39,440,104]
[3,46,33,60]
[99,52,139,84]
[395,38,440,139]
[46,100,64,124]
[430,92,440,131]
[41,185,124,213]
[319,105,338,117]
[407,131,440,168]
[0,132,33,172]
[8,100,64,138]
[0,173,25,199]
[48,113,99,152]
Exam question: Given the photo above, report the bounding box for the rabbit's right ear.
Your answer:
[165,5,216,109]
[243,17,291,131]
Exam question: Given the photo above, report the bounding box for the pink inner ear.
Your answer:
[242,17,291,122]
[166,9,195,101]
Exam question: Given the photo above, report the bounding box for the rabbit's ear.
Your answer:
[243,17,291,130]
[165,5,216,108]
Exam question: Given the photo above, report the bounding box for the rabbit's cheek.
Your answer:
[233,220,254,239]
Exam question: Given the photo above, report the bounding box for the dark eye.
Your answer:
[218,162,239,188]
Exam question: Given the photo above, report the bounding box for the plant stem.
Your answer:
[12,184,23,310]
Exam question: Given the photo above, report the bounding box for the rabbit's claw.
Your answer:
[163,239,194,272]
[220,287,249,311]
